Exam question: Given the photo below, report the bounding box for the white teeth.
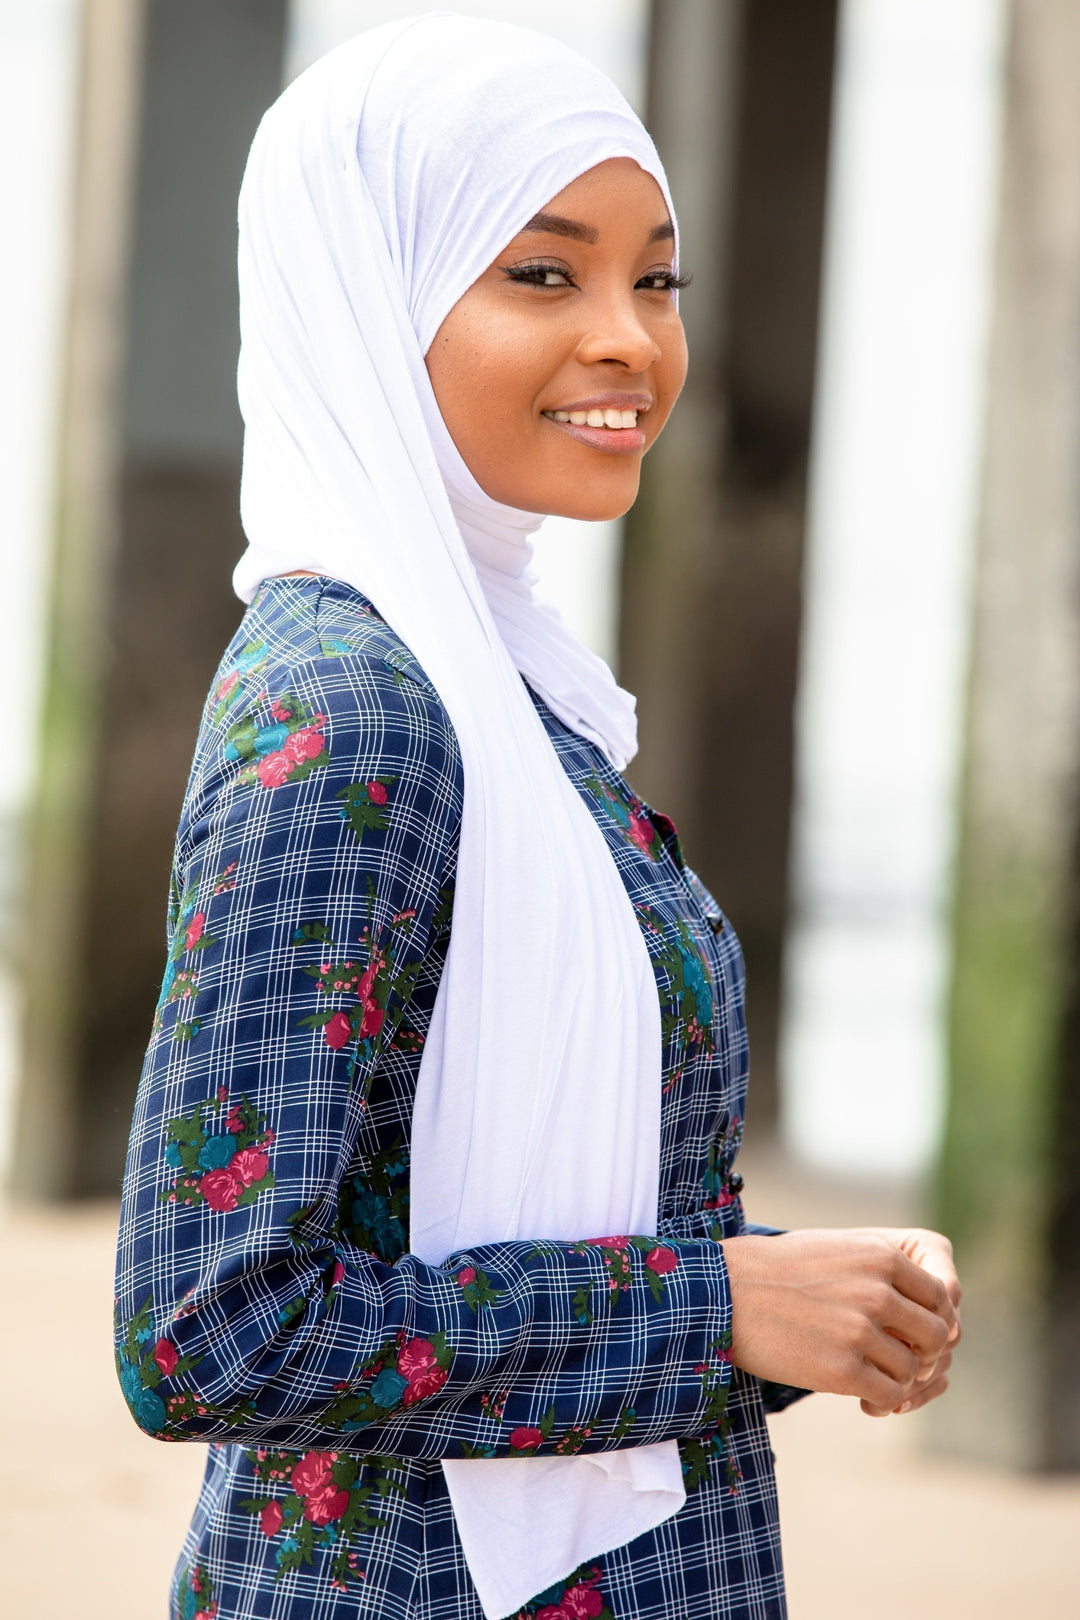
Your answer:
[546,407,641,429]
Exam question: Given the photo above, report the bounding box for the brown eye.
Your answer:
[501,261,576,290]
[636,269,692,293]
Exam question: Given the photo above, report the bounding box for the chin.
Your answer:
[536,473,641,524]
[545,496,636,522]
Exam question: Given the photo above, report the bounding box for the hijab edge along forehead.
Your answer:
[339,11,679,354]
[414,141,678,360]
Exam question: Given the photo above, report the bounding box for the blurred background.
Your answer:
[2,0,1079,1614]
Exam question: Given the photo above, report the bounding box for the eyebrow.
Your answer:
[523,212,674,247]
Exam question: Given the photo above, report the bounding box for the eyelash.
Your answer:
[501,260,691,293]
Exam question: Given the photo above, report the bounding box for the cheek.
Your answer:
[429,304,554,430]
[656,320,688,411]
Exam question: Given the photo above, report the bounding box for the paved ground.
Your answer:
[2,1147,1077,1617]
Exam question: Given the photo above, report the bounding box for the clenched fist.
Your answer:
[720,1227,961,1416]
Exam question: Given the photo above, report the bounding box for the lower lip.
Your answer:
[542,416,647,455]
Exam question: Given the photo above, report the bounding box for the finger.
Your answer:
[860,1368,951,1418]
[895,1369,950,1413]
[891,1228,963,1312]
[915,1346,954,1386]
[886,1330,944,1387]
[865,1328,921,1392]
[914,1341,951,1382]
[910,1347,953,1392]
[881,1288,952,1364]
[852,1361,912,1411]
[864,1228,962,1318]
[889,1251,959,1337]
[899,1232,962,1344]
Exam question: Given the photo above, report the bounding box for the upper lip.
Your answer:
[543,393,652,414]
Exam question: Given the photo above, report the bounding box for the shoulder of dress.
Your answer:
[195,581,462,800]
[309,582,440,700]
[234,576,435,693]
[218,578,446,711]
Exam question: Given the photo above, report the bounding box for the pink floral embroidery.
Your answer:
[230,1146,270,1187]
[562,1582,605,1618]
[160,1089,275,1214]
[627,812,656,854]
[402,1365,448,1406]
[398,1336,449,1405]
[200,1167,241,1213]
[152,1337,178,1376]
[397,1338,437,1383]
[243,1447,407,1588]
[290,1451,349,1526]
[225,692,329,791]
[324,1010,352,1050]
[256,751,296,789]
[260,1500,283,1537]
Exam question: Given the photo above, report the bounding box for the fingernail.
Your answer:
[898,1400,913,1414]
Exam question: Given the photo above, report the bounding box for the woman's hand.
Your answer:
[720,1227,961,1416]
[855,1227,961,1416]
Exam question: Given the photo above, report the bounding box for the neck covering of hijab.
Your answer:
[235,15,685,1616]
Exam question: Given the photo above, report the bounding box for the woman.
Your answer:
[115,17,960,1620]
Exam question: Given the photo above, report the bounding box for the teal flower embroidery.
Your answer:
[224,691,329,790]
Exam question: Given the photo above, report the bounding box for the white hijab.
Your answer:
[235,15,685,1616]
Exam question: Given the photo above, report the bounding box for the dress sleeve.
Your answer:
[114,650,734,1462]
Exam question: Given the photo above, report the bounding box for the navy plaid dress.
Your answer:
[115,576,797,1620]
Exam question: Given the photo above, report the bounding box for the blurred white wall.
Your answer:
[0,0,80,1178]
[285,0,650,667]
[781,0,1007,1176]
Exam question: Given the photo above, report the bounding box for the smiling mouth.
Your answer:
[542,407,640,430]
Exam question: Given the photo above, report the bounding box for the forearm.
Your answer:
[117,1229,734,1458]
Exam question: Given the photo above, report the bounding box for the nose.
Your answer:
[574,290,662,373]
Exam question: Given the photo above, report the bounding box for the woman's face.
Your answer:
[425,157,688,521]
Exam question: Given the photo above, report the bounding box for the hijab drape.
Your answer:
[234,15,684,1616]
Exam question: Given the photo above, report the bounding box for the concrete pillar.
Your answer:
[13,0,288,1198]
[622,0,838,1124]
[937,0,1080,1469]
[12,0,147,1200]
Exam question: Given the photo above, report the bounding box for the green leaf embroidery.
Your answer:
[336,778,396,843]
[457,1266,503,1315]
[572,1282,594,1326]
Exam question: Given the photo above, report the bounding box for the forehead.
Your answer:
[525,158,672,237]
